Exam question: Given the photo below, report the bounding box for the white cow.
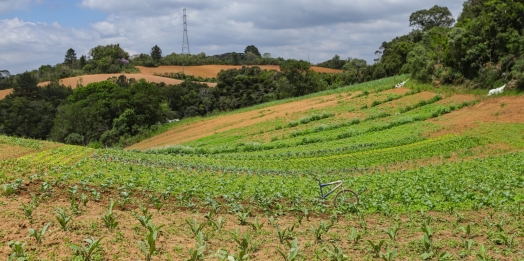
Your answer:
[487,84,506,96]
[395,79,409,88]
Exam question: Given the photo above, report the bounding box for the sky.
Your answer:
[0,0,465,74]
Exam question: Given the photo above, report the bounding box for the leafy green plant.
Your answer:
[348,227,363,244]
[21,203,35,223]
[230,229,250,260]
[311,219,334,242]
[380,247,397,261]
[367,240,385,258]
[101,199,118,232]
[69,237,104,261]
[7,241,27,261]
[186,218,207,238]
[383,222,400,241]
[139,221,165,261]
[323,244,349,261]
[187,231,206,261]
[210,216,225,232]
[2,179,23,196]
[236,211,250,226]
[277,238,301,261]
[277,224,295,244]
[29,222,50,244]
[250,216,264,234]
[80,193,89,207]
[55,207,72,231]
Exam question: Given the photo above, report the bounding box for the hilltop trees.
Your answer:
[84,44,132,73]
[64,48,77,68]
[151,45,162,63]
[409,5,455,32]
[245,45,261,57]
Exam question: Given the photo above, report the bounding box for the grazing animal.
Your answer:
[487,84,506,96]
[395,79,409,88]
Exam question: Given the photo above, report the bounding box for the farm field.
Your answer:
[136,65,343,78]
[2,77,524,260]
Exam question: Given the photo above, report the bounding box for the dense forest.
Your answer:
[0,0,522,148]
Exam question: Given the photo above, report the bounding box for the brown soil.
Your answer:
[1,186,520,260]
[0,89,11,99]
[37,73,217,88]
[428,96,524,136]
[126,92,359,150]
[136,65,342,78]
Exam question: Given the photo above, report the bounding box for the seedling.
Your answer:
[81,193,89,207]
[311,219,334,242]
[380,247,397,261]
[101,199,119,232]
[323,244,349,261]
[383,222,400,241]
[250,216,264,234]
[187,232,206,261]
[69,237,104,261]
[277,238,301,261]
[7,241,27,260]
[29,222,50,244]
[186,218,207,238]
[236,211,250,226]
[21,202,35,223]
[367,240,385,258]
[55,207,72,231]
[348,227,363,244]
[210,216,225,232]
[139,222,164,261]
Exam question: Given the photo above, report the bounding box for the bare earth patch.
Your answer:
[428,96,524,136]
[136,65,342,78]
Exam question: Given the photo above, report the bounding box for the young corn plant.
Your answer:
[7,241,27,261]
[460,223,474,239]
[210,216,225,232]
[380,247,397,261]
[311,219,334,242]
[250,216,264,234]
[118,191,131,211]
[101,199,119,232]
[139,221,165,261]
[70,196,80,215]
[230,229,251,261]
[187,231,206,261]
[277,238,301,261]
[80,193,89,207]
[21,202,35,223]
[323,244,349,261]
[348,227,363,244]
[383,222,400,241]
[29,222,50,245]
[367,240,386,258]
[69,237,104,261]
[55,207,72,231]
[277,224,296,244]
[236,211,250,226]
[186,218,207,238]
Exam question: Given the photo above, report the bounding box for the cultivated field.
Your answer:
[2,76,524,260]
[136,65,343,78]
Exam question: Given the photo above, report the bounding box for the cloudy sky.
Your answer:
[0,0,464,74]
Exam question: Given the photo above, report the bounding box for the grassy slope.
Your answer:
[1,77,524,260]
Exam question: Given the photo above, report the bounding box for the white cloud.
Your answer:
[1,0,466,73]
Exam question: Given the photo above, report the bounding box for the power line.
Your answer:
[181,8,190,73]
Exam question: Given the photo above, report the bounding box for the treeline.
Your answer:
[318,1,524,90]
[0,61,348,147]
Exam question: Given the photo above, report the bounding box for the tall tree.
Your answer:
[409,5,455,32]
[11,72,40,100]
[150,45,162,63]
[64,48,77,68]
[244,45,261,57]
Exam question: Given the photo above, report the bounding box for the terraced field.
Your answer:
[2,77,524,260]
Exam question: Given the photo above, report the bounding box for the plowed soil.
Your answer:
[37,73,217,88]
[126,92,359,150]
[428,96,524,135]
[0,89,11,99]
[136,65,343,78]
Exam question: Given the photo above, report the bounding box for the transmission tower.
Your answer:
[181,9,190,72]
[182,9,190,55]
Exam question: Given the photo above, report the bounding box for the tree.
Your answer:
[343,58,367,82]
[79,55,86,69]
[244,45,261,57]
[150,45,162,63]
[64,48,77,68]
[409,5,455,32]
[11,72,40,100]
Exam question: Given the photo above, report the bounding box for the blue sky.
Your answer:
[3,1,106,28]
[0,0,465,74]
